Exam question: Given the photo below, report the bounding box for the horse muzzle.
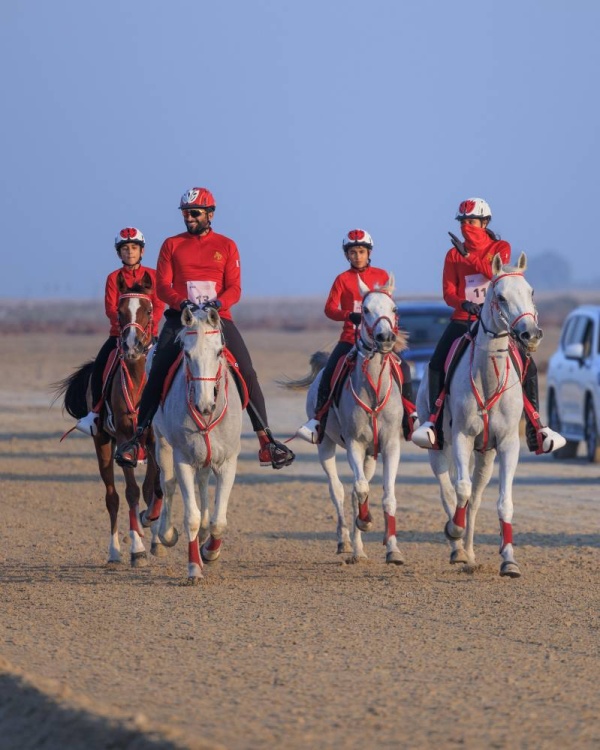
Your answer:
[517,325,543,353]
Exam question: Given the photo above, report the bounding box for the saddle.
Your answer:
[161,348,250,409]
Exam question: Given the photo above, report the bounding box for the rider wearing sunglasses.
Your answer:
[411,198,566,455]
[115,187,295,470]
[75,228,165,436]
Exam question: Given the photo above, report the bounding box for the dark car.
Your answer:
[395,300,453,395]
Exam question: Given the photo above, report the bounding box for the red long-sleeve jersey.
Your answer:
[443,223,511,321]
[155,229,240,321]
[105,265,165,337]
[325,265,391,344]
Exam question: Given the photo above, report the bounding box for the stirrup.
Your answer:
[259,440,296,469]
[294,418,321,444]
[115,436,141,468]
[411,420,439,449]
[75,411,99,437]
[535,427,567,455]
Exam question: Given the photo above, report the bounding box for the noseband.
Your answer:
[118,293,154,351]
[480,273,537,341]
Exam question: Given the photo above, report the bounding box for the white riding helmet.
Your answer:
[455,198,492,221]
[115,227,145,250]
[343,228,374,251]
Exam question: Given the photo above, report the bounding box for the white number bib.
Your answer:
[464,273,490,303]
[187,280,217,306]
[353,300,362,313]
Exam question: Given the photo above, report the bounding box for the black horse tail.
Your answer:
[51,360,94,419]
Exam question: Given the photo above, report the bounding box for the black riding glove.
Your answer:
[348,312,362,326]
[202,299,222,311]
[461,301,482,317]
[180,299,200,313]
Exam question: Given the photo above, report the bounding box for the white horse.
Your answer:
[416,253,542,577]
[152,306,243,584]
[285,275,408,564]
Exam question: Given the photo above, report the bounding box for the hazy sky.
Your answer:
[1,1,598,300]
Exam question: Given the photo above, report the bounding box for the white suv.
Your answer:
[546,305,600,462]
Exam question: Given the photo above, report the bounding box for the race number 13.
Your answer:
[464,273,490,303]
[187,280,217,305]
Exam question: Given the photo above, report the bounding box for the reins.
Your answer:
[116,293,154,429]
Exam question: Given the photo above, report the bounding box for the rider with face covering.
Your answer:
[114,187,295,471]
[411,197,566,455]
[75,228,165,437]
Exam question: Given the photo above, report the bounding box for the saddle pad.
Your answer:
[100,348,120,397]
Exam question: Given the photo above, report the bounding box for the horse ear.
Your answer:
[206,308,220,327]
[492,253,503,276]
[385,272,395,295]
[116,272,128,294]
[357,276,371,296]
[517,252,527,271]
[181,307,195,327]
[141,271,153,292]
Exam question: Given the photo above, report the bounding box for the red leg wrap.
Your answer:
[358,501,371,522]
[206,536,222,552]
[383,512,396,543]
[453,505,467,529]
[189,538,201,566]
[129,507,143,535]
[500,520,513,550]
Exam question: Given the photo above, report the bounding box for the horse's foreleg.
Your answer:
[381,443,404,565]
[197,471,211,547]
[140,438,165,556]
[202,458,237,563]
[318,437,351,554]
[428,449,467,563]
[347,442,369,560]
[446,435,473,540]
[463,449,496,565]
[173,456,203,582]
[93,434,121,564]
[497,441,521,578]
[121,465,148,567]
[156,435,179,549]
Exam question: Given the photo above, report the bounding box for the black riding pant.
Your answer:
[91,336,118,407]
[137,312,268,432]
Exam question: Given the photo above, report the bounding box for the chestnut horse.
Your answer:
[56,272,163,567]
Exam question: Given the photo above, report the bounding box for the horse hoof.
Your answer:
[348,554,368,564]
[355,517,373,533]
[386,550,404,565]
[130,551,148,568]
[180,575,203,586]
[450,549,469,564]
[150,542,167,557]
[105,559,122,568]
[337,542,353,554]
[500,561,521,578]
[159,527,179,548]
[201,539,222,563]
[444,520,465,540]
[140,510,160,529]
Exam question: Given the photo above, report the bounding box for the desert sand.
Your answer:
[1,330,599,750]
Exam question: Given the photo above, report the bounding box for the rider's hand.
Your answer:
[202,299,222,311]
[461,301,482,317]
[180,299,200,312]
[348,312,362,326]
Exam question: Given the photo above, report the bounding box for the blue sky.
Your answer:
[1,1,598,300]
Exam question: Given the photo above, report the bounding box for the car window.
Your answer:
[560,317,577,349]
[563,315,588,348]
[399,312,451,346]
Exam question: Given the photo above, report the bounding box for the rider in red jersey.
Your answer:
[75,228,165,436]
[114,187,295,470]
[411,198,566,454]
[296,229,418,444]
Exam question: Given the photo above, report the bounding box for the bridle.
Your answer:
[116,293,154,425]
[478,273,537,342]
[356,290,399,356]
[118,293,154,353]
[183,326,229,466]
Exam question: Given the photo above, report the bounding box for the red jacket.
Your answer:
[105,265,165,337]
[443,224,511,321]
[325,266,391,344]
[156,229,240,321]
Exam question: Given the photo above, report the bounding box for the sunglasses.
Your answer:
[181,208,207,218]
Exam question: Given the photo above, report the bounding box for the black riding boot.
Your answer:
[400,359,416,440]
[428,366,446,448]
[523,359,541,452]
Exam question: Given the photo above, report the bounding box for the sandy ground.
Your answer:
[1,331,599,750]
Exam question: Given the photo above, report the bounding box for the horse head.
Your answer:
[117,272,154,361]
[179,305,225,417]
[484,253,543,352]
[357,273,398,353]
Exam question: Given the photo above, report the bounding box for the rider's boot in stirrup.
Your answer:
[523,375,566,454]
[258,428,296,469]
[412,367,445,450]
[75,410,100,437]
[115,423,148,468]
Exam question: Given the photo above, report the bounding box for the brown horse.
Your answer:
[56,272,164,567]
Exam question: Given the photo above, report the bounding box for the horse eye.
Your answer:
[497,294,506,304]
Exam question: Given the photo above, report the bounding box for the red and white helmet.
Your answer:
[115,227,145,251]
[342,228,374,251]
[455,198,492,221]
[179,187,216,211]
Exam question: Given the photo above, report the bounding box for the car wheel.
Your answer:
[548,391,578,459]
[585,399,600,463]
